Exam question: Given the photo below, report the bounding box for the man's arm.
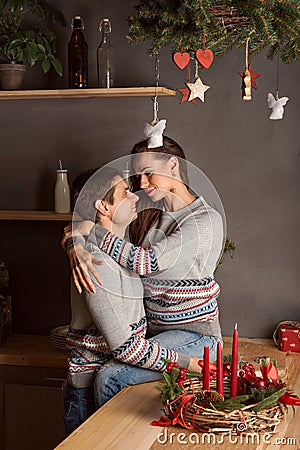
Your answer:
[82,250,192,372]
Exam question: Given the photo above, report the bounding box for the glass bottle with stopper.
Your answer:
[55,160,70,213]
[97,18,114,88]
[68,16,88,88]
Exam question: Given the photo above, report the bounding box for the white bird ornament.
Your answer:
[267,93,289,120]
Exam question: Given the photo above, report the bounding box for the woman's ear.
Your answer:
[95,199,109,216]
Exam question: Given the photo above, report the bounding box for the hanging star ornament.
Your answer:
[238,64,261,89]
[177,87,197,104]
[186,76,210,102]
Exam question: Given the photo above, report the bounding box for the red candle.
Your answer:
[217,341,224,395]
[230,323,239,397]
[202,345,210,391]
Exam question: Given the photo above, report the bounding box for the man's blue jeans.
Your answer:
[94,329,222,408]
[63,381,96,436]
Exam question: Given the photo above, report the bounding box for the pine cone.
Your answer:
[195,390,224,408]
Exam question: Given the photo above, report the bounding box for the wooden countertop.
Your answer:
[0,334,68,369]
[55,338,299,450]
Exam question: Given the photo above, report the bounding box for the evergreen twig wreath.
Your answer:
[127,0,300,63]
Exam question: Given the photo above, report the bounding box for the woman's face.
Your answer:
[133,152,176,202]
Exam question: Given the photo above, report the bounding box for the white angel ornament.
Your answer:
[144,119,167,148]
[267,93,289,120]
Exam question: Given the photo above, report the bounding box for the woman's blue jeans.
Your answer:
[94,329,222,408]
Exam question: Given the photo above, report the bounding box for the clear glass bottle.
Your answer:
[55,169,70,213]
[68,16,88,88]
[97,18,114,88]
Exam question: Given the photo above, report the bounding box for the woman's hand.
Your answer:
[67,244,103,294]
[188,357,217,373]
[61,220,94,250]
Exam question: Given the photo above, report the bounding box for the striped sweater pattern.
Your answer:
[143,277,220,326]
[99,231,220,326]
[66,316,179,384]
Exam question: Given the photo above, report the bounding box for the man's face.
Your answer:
[108,177,139,226]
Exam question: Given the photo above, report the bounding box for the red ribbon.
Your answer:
[260,363,278,382]
[151,416,173,427]
[151,393,196,429]
[279,392,300,406]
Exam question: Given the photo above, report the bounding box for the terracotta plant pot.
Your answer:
[0,62,26,90]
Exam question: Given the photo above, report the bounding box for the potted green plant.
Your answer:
[0,0,66,90]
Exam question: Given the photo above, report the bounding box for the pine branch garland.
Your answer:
[127,0,300,62]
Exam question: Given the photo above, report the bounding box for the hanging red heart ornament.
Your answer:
[195,49,214,69]
[173,52,190,70]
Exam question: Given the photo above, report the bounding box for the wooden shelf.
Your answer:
[0,210,72,221]
[0,86,176,100]
[0,334,67,368]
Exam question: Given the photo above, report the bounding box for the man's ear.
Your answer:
[169,156,179,175]
[95,199,110,216]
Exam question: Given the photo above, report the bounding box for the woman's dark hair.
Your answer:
[129,135,188,245]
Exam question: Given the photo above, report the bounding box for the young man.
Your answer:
[64,166,195,435]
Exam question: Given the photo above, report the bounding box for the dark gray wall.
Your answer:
[0,0,299,337]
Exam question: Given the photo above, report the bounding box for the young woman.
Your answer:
[65,129,224,407]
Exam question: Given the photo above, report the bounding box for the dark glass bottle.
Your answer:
[97,18,114,88]
[68,16,88,88]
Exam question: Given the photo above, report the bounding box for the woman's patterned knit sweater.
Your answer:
[90,196,224,339]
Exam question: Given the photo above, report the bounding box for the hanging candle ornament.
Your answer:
[238,63,261,89]
[267,58,289,120]
[240,37,252,101]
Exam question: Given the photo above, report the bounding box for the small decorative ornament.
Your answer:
[177,87,196,104]
[238,63,261,89]
[173,51,190,69]
[267,57,289,120]
[239,37,253,101]
[242,68,251,101]
[267,93,289,120]
[186,76,210,102]
[195,48,214,69]
[144,119,167,148]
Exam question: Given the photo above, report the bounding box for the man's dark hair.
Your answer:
[75,166,123,222]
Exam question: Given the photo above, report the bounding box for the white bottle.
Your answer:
[55,169,70,213]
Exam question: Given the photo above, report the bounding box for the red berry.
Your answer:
[179,368,187,376]
[223,370,229,377]
[239,370,245,377]
[223,363,231,372]
[256,379,266,388]
[181,375,187,381]
[166,363,174,372]
[173,362,179,368]
[177,379,184,386]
